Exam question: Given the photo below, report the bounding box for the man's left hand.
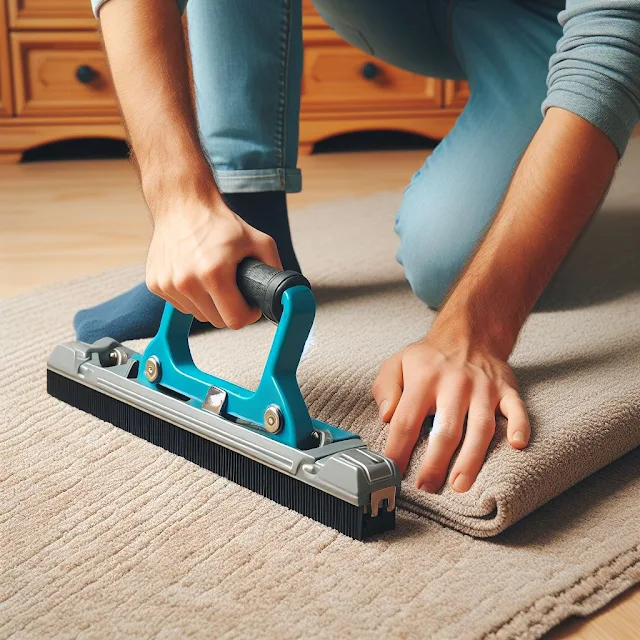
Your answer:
[372,332,530,493]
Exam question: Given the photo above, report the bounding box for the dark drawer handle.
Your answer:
[361,62,381,80]
[76,65,99,84]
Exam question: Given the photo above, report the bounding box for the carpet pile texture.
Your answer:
[2,147,640,638]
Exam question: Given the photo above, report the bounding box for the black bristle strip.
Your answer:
[47,370,395,540]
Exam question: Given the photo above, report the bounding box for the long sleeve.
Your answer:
[542,0,640,156]
[91,0,188,18]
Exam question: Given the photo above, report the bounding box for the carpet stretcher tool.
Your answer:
[47,259,401,539]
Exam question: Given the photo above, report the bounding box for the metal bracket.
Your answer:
[135,286,358,450]
[370,486,397,517]
[202,386,228,415]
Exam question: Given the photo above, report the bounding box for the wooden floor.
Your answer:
[0,150,426,297]
[0,150,637,638]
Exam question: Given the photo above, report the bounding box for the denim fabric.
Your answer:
[315,0,563,307]
[91,0,640,306]
[187,0,303,193]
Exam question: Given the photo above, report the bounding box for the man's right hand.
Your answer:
[97,0,282,330]
[145,190,282,329]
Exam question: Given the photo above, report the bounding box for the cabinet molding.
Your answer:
[0,0,14,116]
[0,2,466,161]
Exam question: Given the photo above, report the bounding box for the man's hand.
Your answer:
[146,190,282,329]
[98,0,283,329]
[373,333,529,494]
[372,109,618,490]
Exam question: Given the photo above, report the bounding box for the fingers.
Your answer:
[146,206,287,330]
[183,287,225,328]
[374,339,529,496]
[448,390,496,493]
[499,388,531,450]
[384,370,436,475]
[372,354,403,423]
[449,387,528,493]
[415,376,470,493]
[202,260,261,330]
[147,275,205,322]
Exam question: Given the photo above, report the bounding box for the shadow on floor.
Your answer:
[536,210,640,312]
[21,138,130,162]
[312,279,411,306]
[308,211,640,314]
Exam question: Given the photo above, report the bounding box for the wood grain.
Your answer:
[444,79,470,109]
[0,0,465,161]
[0,0,13,116]
[0,150,637,640]
[10,31,117,116]
[302,30,442,112]
[8,0,95,31]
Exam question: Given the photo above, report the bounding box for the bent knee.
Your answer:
[396,220,478,309]
[399,248,465,310]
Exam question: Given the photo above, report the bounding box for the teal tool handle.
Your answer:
[236,258,310,323]
[135,259,360,449]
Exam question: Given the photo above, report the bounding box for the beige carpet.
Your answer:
[2,147,640,638]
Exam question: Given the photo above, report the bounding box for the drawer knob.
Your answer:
[76,65,99,84]
[361,62,381,80]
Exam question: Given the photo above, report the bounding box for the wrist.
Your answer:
[141,156,224,220]
[430,291,521,361]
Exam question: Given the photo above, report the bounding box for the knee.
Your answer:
[398,237,468,310]
[396,202,479,310]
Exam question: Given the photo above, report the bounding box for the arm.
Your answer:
[374,110,617,493]
[374,0,640,493]
[97,0,281,328]
[433,108,618,362]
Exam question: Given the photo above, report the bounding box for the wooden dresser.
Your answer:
[0,0,468,163]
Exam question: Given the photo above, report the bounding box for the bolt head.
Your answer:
[144,356,161,382]
[263,405,283,434]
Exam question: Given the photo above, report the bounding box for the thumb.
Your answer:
[372,353,403,423]
[252,232,283,271]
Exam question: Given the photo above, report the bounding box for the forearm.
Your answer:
[99,0,217,212]
[433,107,619,360]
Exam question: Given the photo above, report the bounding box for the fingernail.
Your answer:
[419,482,437,494]
[512,431,527,446]
[451,473,471,493]
[379,400,390,421]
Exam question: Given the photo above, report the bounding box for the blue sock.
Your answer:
[74,282,166,343]
[74,192,300,343]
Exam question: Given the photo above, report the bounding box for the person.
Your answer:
[77,0,639,496]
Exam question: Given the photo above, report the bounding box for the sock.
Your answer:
[74,191,300,343]
[223,191,301,273]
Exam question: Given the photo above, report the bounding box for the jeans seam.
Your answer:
[215,169,300,179]
[275,1,291,183]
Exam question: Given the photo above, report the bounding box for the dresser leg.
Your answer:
[0,151,23,164]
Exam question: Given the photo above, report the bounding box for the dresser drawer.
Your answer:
[11,32,117,117]
[302,31,441,113]
[8,0,95,30]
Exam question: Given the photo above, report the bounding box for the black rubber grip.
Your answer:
[236,258,311,323]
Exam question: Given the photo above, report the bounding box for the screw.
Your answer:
[263,405,283,434]
[145,356,161,382]
[107,348,128,366]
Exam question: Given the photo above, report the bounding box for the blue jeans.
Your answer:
[187,0,563,308]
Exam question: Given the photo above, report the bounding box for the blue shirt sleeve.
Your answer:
[542,0,640,156]
[91,0,188,18]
